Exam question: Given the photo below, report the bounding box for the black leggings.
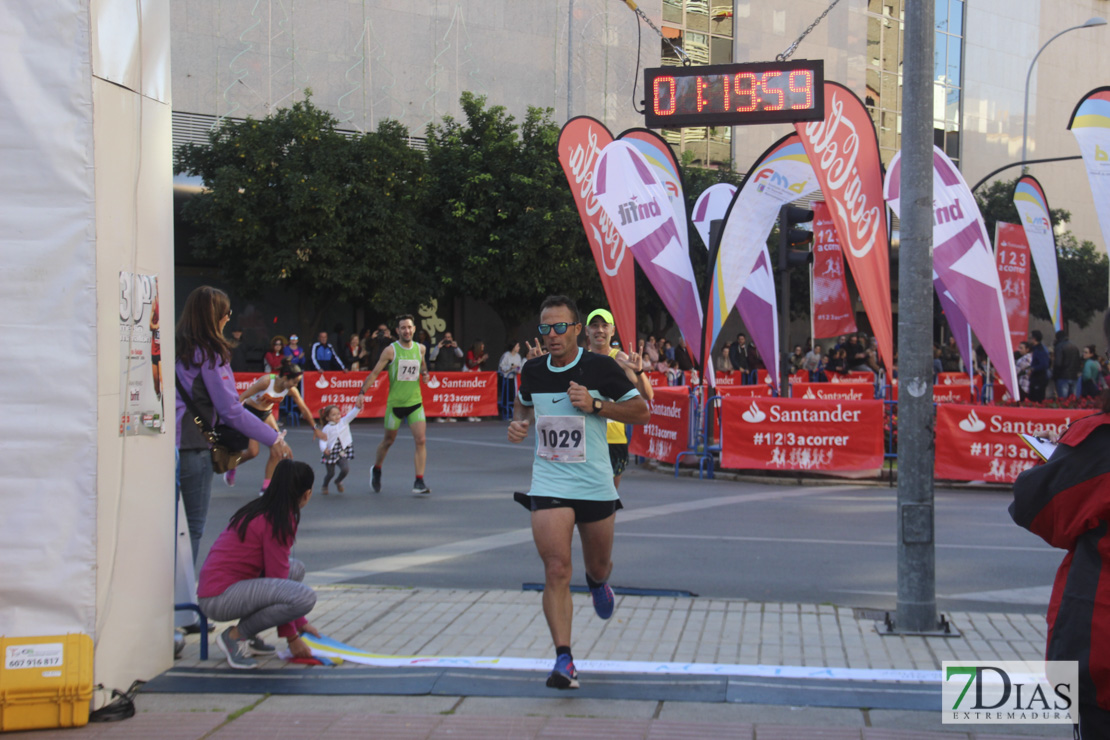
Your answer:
[323,459,349,488]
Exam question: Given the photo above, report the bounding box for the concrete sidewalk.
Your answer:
[11,585,1065,739]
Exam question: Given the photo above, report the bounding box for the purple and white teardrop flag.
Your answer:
[691,183,737,251]
[618,128,689,254]
[593,141,704,363]
[934,269,973,372]
[884,146,1019,398]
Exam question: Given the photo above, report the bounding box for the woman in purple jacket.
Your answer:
[176,286,293,565]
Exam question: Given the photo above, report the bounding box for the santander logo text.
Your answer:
[800,92,883,259]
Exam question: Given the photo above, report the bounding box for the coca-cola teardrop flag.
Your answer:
[811,201,857,339]
[557,117,637,350]
[1068,87,1110,257]
[995,223,1031,351]
[795,83,892,376]
[691,183,737,251]
[1013,175,1062,332]
[592,140,704,363]
[883,146,1019,399]
[705,134,820,389]
[619,128,689,255]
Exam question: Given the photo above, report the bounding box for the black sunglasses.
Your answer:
[538,322,578,336]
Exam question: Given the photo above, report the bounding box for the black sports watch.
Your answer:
[591,398,603,415]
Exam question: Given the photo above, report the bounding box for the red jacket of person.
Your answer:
[1010,411,1110,710]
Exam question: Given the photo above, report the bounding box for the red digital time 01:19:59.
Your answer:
[642,60,824,128]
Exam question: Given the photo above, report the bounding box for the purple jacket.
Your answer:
[176,350,280,451]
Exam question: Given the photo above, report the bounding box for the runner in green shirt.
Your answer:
[359,314,432,494]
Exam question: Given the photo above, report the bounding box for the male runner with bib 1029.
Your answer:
[508,295,650,689]
[358,314,432,495]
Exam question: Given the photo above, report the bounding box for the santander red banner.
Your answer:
[790,382,874,401]
[829,371,877,384]
[796,83,892,377]
[628,387,689,464]
[423,372,499,417]
[995,222,1031,351]
[301,372,498,419]
[888,381,972,404]
[811,201,858,339]
[233,372,266,394]
[558,117,637,349]
[721,397,884,471]
[935,404,1082,483]
[716,384,773,397]
[303,372,387,418]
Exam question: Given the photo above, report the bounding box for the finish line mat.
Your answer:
[145,634,940,710]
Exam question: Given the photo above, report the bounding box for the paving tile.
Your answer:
[1,713,227,740]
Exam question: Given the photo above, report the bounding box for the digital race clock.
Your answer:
[643,59,825,128]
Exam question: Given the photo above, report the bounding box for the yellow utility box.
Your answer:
[0,634,93,731]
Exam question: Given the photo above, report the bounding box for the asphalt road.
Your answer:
[197,419,1061,615]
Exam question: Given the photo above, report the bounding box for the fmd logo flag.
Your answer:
[1013,175,1062,332]
[1068,87,1110,260]
[704,133,819,389]
[942,661,1076,725]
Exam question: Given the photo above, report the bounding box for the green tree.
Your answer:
[423,92,602,329]
[976,177,1108,328]
[175,97,432,334]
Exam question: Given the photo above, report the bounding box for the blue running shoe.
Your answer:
[546,654,579,689]
[590,582,614,620]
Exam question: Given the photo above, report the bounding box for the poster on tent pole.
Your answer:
[811,201,857,339]
[995,223,1031,352]
[119,271,165,435]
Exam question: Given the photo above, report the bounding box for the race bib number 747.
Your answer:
[536,415,586,463]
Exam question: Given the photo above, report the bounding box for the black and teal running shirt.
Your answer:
[518,347,639,501]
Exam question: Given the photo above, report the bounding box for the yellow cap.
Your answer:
[586,308,614,325]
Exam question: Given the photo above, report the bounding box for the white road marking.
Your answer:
[307,486,829,586]
[834,585,1054,604]
[615,532,1056,553]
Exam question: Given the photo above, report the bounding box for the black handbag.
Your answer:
[176,376,250,474]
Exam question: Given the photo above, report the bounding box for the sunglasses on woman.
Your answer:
[537,322,578,335]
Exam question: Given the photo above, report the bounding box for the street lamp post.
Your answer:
[1021,17,1107,167]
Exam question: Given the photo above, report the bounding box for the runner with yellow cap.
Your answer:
[584,307,654,488]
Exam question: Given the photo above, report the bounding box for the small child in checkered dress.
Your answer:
[317,397,362,494]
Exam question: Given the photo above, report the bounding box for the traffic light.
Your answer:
[779,205,814,267]
[777,205,814,393]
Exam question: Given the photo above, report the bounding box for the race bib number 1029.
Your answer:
[536,416,586,463]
